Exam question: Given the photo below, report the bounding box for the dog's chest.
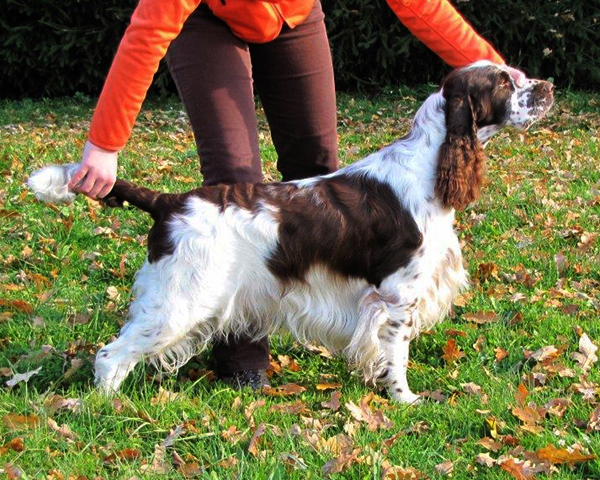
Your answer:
[406,206,467,330]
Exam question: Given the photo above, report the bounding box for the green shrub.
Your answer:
[1,0,598,99]
[323,0,600,90]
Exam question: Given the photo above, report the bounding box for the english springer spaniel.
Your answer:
[28,61,554,403]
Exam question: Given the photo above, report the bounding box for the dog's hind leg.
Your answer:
[94,261,214,393]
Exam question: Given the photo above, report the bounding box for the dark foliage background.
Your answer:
[1,0,598,99]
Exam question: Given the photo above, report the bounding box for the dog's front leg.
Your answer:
[378,301,421,404]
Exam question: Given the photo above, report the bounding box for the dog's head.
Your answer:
[435,61,554,210]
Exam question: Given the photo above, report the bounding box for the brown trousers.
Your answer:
[166,1,337,373]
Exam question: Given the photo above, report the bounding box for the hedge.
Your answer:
[1,0,598,99]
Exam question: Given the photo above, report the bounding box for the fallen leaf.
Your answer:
[104,448,141,464]
[382,464,425,479]
[461,382,488,403]
[162,424,185,448]
[462,311,499,324]
[248,422,266,457]
[141,444,171,474]
[475,452,496,467]
[499,458,535,480]
[473,335,485,352]
[0,299,33,314]
[316,383,342,391]
[5,366,42,387]
[44,395,82,414]
[47,418,77,441]
[179,461,203,478]
[150,387,183,406]
[321,391,341,411]
[278,452,307,471]
[587,406,600,432]
[530,346,558,362]
[544,398,570,417]
[322,448,361,475]
[494,347,509,361]
[477,437,502,452]
[2,414,40,430]
[346,393,393,431]
[442,338,465,364]
[515,384,528,406]
[262,384,306,397]
[434,460,453,476]
[268,400,307,415]
[221,425,247,444]
[535,444,597,465]
[3,464,23,479]
[571,333,598,372]
[0,438,25,455]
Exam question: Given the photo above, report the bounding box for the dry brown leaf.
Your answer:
[571,333,598,372]
[473,335,485,352]
[462,311,499,324]
[248,422,266,457]
[321,391,341,411]
[434,460,453,476]
[3,464,23,479]
[150,387,182,406]
[442,338,465,364]
[221,425,247,444]
[515,384,529,406]
[0,438,25,455]
[162,424,184,448]
[141,444,171,474]
[382,465,425,479]
[268,400,307,415]
[278,452,307,471]
[499,458,535,480]
[244,398,266,425]
[544,398,570,417]
[461,382,488,403]
[321,448,361,475]
[346,394,393,432]
[0,299,33,314]
[529,346,558,362]
[262,384,306,397]
[44,395,82,414]
[535,444,597,465]
[316,383,343,391]
[2,413,40,430]
[494,347,509,361]
[587,406,600,432]
[477,437,502,452]
[179,461,203,478]
[5,367,42,387]
[104,448,141,464]
[47,418,77,441]
[475,452,496,467]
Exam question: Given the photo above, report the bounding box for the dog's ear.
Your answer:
[435,94,485,210]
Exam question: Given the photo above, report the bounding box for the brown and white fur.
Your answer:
[28,62,554,403]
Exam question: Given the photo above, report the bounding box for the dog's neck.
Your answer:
[342,91,447,214]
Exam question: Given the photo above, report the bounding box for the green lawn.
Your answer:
[0,88,599,480]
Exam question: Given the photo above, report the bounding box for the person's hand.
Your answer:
[505,66,526,88]
[68,141,118,199]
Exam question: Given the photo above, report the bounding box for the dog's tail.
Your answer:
[27,163,163,219]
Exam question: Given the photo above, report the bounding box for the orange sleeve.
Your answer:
[88,0,202,151]
[385,0,504,68]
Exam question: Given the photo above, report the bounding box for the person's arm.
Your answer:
[70,0,201,198]
[385,0,503,68]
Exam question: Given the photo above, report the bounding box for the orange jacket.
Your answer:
[88,0,504,152]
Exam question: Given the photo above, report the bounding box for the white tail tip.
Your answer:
[27,164,80,204]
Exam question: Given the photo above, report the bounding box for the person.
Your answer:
[68,0,520,389]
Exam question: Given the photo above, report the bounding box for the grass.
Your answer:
[0,87,599,480]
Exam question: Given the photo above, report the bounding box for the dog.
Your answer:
[28,61,554,403]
